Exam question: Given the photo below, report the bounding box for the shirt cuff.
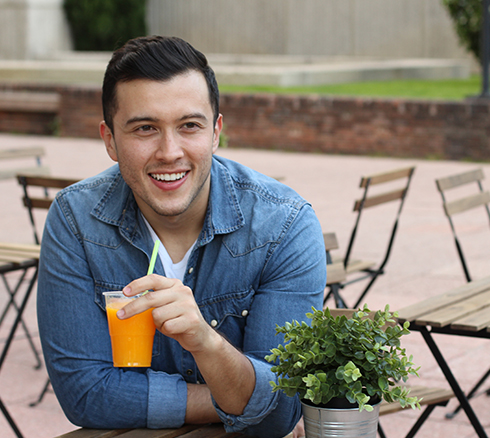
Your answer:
[147,369,188,429]
[213,355,279,432]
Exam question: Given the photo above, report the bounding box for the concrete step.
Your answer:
[0,52,473,87]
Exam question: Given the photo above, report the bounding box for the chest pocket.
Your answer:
[198,287,255,350]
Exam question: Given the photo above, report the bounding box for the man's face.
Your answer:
[100,71,222,223]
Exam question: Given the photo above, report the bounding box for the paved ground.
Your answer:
[1,133,489,438]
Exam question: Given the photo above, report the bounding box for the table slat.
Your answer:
[117,425,202,438]
[415,289,490,327]
[451,305,490,332]
[397,275,490,322]
[55,429,128,438]
[55,425,242,438]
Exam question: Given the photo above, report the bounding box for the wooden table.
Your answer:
[0,242,41,438]
[397,275,490,438]
[55,424,247,438]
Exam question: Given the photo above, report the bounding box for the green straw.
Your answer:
[142,239,160,295]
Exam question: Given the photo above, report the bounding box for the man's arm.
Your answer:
[185,384,220,423]
[119,275,256,417]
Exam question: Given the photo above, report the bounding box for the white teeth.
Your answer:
[151,172,186,181]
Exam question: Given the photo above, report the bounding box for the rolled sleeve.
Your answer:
[212,356,286,432]
[147,370,188,429]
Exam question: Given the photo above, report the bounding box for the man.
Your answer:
[38,35,325,437]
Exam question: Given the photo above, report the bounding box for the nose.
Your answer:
[154,131,185,162]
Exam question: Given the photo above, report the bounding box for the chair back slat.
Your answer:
[22,197,53,210]
[17,174,80,244]
[359,167,414,187]
[436,168,484,192]
[444,191,490,216]
[18,175,79,189]
[354,188,406,211]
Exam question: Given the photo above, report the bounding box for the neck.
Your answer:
[143,206,205,264]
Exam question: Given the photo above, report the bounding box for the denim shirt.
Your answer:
[37,156,326,438]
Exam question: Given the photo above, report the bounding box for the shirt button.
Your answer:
[210,319,218,328]
[186,369,193,376]
[188,267,194,274]
[241,310,249,317]
[227,419,234,426]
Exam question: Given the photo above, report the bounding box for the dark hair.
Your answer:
[102,35,219,132]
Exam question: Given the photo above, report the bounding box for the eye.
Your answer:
[182,122,200,130]
[138,125,154,132]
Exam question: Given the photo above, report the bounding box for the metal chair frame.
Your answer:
[435,168,490,418]
[334,167,415,309]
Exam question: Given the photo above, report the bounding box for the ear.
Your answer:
[100,121,118,162]
[212,114,224,154]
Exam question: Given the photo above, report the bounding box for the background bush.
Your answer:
[442,0,482,62]
[64,0,147,51]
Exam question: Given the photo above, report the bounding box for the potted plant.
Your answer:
[265,305,421,438]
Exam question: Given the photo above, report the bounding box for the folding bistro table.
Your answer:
[0,242,41,438]
[397,276,490,438]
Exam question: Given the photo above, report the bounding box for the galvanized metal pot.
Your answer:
[301,399,380,438]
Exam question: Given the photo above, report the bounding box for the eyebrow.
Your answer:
[124,113,208,128]
[124,116,159,127]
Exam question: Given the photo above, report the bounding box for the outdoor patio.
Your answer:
[1,132,489,438]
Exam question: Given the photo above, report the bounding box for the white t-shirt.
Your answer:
[143,216,196,282]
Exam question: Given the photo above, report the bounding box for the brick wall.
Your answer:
[220,93,490,161]
[1,83,490,161]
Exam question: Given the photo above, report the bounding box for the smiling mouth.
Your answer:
[150,171,187,182]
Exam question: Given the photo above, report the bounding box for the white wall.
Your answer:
[147,0,471,60]
[0,0,71,60]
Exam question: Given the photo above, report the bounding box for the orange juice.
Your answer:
[104,292,156,367]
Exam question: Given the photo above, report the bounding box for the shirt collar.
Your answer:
[91,158,245,243]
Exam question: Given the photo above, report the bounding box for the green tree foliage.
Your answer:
[442,0,482,62]
[64,0,147,51]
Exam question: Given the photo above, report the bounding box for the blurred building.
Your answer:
[0,0,472,61]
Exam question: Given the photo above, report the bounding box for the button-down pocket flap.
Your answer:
[198,287,255,330]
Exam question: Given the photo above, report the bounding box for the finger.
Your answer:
[118,277,185,319]
[123,273,176,297]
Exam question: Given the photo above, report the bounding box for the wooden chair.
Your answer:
[17,174,79,244]
[0,146,49,180]
[328,309,454,438]
[435,168,490,283]
[0,148,49,373]
[332,167,415,309]
[16,174,79,407]
[435,168,490,418]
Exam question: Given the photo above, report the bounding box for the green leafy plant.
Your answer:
[266,305,421,412]
[442,0,482,62]
[63,0,146,51]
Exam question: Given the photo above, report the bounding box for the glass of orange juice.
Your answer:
[103,291,156,367]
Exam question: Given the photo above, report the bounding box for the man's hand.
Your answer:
[118,274,218,354]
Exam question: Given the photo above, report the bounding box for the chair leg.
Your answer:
[446,366,490,419]
[0,272,42,368]
[353,269,383,309]
[377,421,387,438]
[29,378,51,407]
[0,397,24,438]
